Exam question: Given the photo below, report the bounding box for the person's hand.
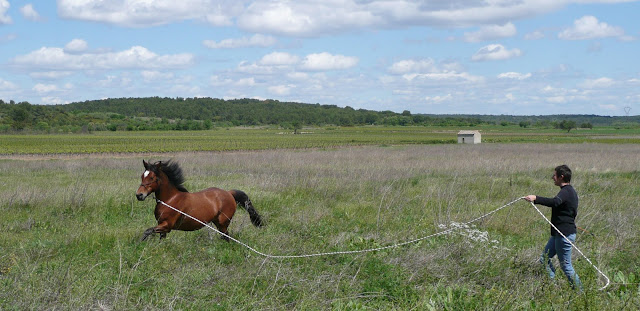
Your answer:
[523,195,536,202]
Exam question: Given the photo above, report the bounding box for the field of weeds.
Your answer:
[2,126,640,155]
[1,143,639,309]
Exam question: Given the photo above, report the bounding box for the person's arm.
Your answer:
[526,188,567,207]
[533,195,562,208]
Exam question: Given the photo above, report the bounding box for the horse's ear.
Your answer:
[143,160,150,169]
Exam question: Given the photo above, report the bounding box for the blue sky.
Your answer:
[0,0,638,116]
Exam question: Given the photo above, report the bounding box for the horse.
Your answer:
[135,160,263,241]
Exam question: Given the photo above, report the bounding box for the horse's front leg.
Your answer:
[140,221,171,241]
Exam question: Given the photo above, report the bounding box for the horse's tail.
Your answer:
[231,190,264,227]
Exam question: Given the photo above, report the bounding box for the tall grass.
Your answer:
[1,144,639,309]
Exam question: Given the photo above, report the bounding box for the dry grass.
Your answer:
[1,143,639,309]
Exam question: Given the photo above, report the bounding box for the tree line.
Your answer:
[0,97,637,133]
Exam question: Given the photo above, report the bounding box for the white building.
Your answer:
[457,130,481,144]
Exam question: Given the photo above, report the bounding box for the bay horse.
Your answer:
[135,160,263,241]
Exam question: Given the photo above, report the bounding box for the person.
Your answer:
[524,164,583,291]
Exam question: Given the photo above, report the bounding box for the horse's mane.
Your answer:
[154,160,189,192]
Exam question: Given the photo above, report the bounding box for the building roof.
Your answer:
[457,130,481,135]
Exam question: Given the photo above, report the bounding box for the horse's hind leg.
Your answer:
[213,217,232,242]
[141,229,168,241]
[215,223,230,242]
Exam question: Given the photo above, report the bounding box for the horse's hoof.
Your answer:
[140,228,155,241]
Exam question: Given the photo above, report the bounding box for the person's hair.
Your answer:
[555,165,572,183]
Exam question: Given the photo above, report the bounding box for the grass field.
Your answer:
[1,129,640,310]
[2,126,640,155]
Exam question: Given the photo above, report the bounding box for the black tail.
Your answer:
[231,190,264,227]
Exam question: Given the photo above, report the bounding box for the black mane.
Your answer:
[153,160,188,192]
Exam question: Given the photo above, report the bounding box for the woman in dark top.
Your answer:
[524,165,583,290]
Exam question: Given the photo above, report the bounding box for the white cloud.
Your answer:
[581,77,614,88]
[237,61,277,75]
[259,52,300,66]
[0,78,18,90]
[57,0,244,27]
[546,96,568,103]
[236,77,256,87]
[234,0,568,37]
[299,53,358,71]
[558,16,625,40]
[498,72,532,80]
[425,94,453,102]
[210,75,233,86]
[55,0,622,37]
[463,23,517,42]
[238,1,377,37]
[11,46,194,71]
[268,84,294,95]
[64,39,89,53]
[20,4,41,21]
[97,74,133,88]
[524,30,545,40]
[0,0,10,24]
[541,85,557,93]
[388,59,467,76]
[388,59,436,74]
[40,97,67,105]
[33,83,58,94]
[141,71,175,82]
[42,1,636,116]
[505,93,516,101]
[287,72,309,80]
[403,72,483,83]
[598,104,618,111]
[203,34,277,49]
[388,58,482,84]
[30,71,74,79]
[472,44,522,61]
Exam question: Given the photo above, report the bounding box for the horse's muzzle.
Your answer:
[136,193,147,201]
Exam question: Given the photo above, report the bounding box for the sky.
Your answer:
[0,1,639,116]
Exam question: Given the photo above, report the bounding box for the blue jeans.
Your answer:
[541,233,583,290]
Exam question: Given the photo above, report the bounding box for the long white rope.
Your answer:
[526,200,610,290]
[157,198,521,258]
[155,197,610,289]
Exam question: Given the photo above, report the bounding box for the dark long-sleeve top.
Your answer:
[534,185,578,236]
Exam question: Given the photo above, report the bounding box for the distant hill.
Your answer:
[429,114,640,127]
[0,97,638,132]
[58,97,393,126]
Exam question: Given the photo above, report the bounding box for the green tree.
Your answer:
[558,120,577,132]
[9,104,31,130]
[580,122,593,129]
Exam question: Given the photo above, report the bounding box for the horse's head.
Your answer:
[136,160,161,201]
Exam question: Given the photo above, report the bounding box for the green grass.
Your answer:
[2,126,640,155]
[0,127,452,155]
[1,141,639,309]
